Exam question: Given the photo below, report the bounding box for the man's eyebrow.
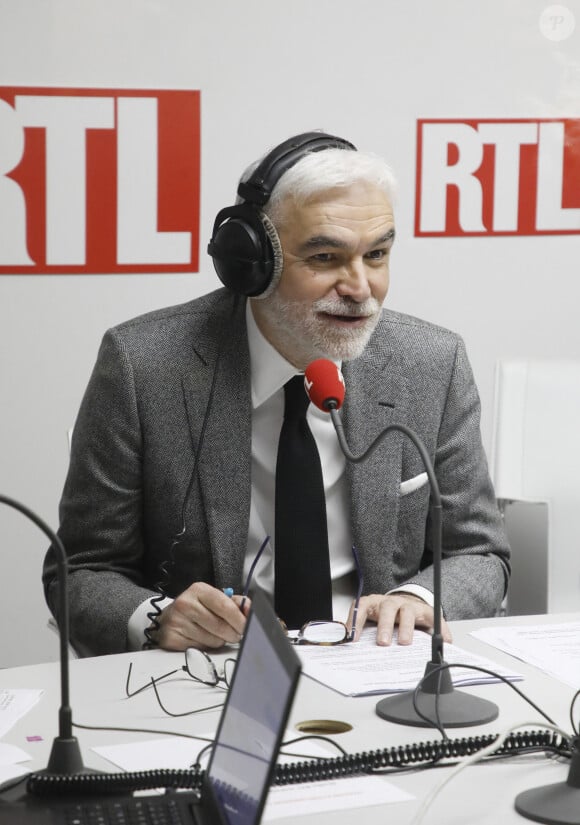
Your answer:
[301,235,349,251]
[373,228,396,246]
[300,228,396,252]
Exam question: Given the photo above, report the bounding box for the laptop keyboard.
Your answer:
[61,794,196,825]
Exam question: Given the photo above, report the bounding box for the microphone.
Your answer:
[304,358,345,412]
[304,360,499,729]
[0,495,97,791]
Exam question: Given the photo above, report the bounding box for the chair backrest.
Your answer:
[491,359,580,612]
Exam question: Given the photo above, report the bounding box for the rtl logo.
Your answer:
[415,118,580,236]
[0,87,200,273]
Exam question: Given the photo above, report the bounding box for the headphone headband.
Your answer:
[237,132,357,207]
[208,131,357,298]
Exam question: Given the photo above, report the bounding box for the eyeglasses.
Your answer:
[125,649,237,717]
[126,649,236,697]
[285,544,363,645]
[241,538,364,646]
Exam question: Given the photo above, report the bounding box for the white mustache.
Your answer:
[313,297,381,317]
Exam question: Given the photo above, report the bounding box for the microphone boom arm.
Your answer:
[328,407,444,665]
[0,493,85,775]
[311,368,499,728]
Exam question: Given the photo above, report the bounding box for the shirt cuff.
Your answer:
[127,595,173,651]
[386,584,434,609]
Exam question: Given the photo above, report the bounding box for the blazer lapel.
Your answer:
[181,298,252,590]
[342,327,410,594]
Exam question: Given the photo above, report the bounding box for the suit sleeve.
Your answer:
[404,338,511,619]
[42,329,157,656]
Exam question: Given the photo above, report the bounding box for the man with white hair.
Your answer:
[43,132,510,656]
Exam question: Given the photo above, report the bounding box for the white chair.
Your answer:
[490,359,580,614]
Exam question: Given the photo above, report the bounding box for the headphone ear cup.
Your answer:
[209,132,356,297]
[208,205,277,297]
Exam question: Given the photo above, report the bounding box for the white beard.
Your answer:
[257,292,382,365]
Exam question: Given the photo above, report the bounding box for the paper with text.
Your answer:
[295,627,522,696]
[470,621,580,689]
[0,689,43,739]
[264,774,414,820]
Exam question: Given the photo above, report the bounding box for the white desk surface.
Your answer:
[1,611,578,825]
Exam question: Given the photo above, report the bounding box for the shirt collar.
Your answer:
[246,301,299,409]
[245,301,342,409]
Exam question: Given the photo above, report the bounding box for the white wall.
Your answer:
[1,0,579,666]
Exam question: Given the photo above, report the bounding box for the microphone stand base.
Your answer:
[375,688,498,728]
[0,739,103,804]
[515,784,580,825]
[514,739,580,825]
[44,736,92,777]
[375,658,499,728]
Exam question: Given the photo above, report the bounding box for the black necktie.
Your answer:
[274,375,332,628]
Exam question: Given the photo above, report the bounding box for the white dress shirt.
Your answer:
[243,301,356,621]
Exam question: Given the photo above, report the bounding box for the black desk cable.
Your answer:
[10,674,574,799]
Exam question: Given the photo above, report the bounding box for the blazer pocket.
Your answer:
[399,471,428,497]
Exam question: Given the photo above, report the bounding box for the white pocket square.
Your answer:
[399,472,428,496]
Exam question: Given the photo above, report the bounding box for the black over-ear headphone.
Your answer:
[207,131,357,298]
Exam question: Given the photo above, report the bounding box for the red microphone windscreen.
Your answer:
[304,359,346,411]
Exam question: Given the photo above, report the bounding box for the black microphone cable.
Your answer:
[144,291,241,647]
[411,661,557,739]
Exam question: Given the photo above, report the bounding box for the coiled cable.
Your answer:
[25,728,571,797]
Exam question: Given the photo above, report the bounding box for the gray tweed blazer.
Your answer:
[43,289,510,656]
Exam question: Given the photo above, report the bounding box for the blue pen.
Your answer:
[222,587,234,598]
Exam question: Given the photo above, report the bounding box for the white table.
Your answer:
[1,612,578,824]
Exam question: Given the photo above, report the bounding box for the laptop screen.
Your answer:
[204,590,300,825]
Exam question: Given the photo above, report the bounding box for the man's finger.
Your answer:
[375,600,400,646]
[441,617,453,643]
[156,583,246,650]
[394,603,417,645]
[196,587,246,637]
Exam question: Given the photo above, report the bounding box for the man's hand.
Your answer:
[349,592,452,646]
[153,582,249,650]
